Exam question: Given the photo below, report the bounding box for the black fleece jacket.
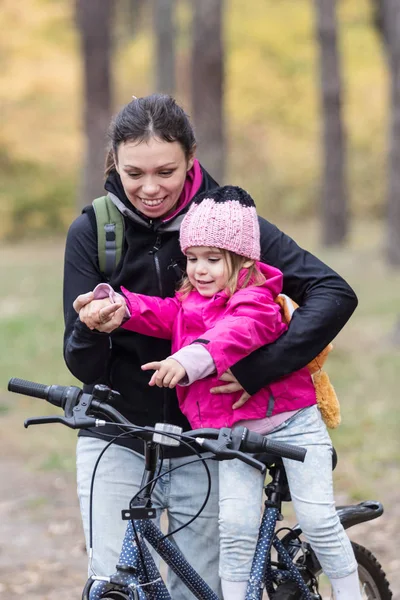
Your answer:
[63,166,357,455]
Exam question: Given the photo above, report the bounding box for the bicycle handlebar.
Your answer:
[8,378,307,468]
[8,378,68,405]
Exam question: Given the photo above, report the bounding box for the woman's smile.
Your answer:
[139,196,167,208]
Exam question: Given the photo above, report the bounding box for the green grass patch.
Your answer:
[0,241,74,387]
[0,402,10,415]
[24,496,49,510]
[0,240,79,470]
[40,450,76,472]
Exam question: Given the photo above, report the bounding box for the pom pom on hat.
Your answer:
[180,186,261,261]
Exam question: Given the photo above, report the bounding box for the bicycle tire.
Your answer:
[350,543,392,600]
[303,541,393,600]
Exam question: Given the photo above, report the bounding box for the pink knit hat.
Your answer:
[180,186,260,261]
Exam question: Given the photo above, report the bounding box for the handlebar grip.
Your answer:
[263,439,307,462]
[7,378,73,409]
[8,378,48,399]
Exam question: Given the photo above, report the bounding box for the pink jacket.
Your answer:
[121,262,316,429]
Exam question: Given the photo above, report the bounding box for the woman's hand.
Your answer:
[142,359,187,388]
[210,369,251,409]
[73,292,126,332]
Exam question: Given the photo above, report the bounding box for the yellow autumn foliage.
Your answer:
[0,0,387,239]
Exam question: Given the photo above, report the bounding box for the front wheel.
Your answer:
[305,542,392,600]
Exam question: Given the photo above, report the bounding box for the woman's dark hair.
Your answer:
[105,94,196,175]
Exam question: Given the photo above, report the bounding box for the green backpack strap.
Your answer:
[92,195,125,280]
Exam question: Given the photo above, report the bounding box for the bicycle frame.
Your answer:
[87,517,218,599]
[84,444,314,600]
[86,504,316,600]
[6,378,387,600]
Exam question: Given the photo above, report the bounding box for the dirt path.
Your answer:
[1,457,399,599]
[0,460,86,599]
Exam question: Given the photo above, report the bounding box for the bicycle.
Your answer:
[8,378,393,600]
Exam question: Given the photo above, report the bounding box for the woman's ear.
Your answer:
[186,146,197,171]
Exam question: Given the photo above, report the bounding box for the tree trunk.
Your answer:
[191,0,225,184]
[314,0,348,246]
[380,0,400,266]
[387,61,400,265]
[153,0,176,95]
[373,0,400,341]
[76,0,114,210]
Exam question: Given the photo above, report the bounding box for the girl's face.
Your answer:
[115,136,194,219]
[185,247,230,297]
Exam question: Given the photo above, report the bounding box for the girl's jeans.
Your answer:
[219,405,358,581]
[76,437,223,600]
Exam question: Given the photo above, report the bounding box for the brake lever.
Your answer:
[24,395,100,429]
[24,387,105,430]
[25,416,65,428]
[24,414,99,429]
[229,450,266,474]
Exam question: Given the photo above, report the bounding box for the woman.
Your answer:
[64,94,358,600]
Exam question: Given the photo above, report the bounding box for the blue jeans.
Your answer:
[219,405,358,581]
[76,437,223,599]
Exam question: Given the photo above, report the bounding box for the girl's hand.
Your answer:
[76,297,113,330]
[210,368,251,409]
[95,301,126,333]
[142,359,187,388]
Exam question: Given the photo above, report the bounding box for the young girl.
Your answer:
[88,186,361,600]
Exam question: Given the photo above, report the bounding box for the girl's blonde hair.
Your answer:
[178,249,265,299]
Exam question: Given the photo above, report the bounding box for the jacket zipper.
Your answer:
[148,235,163,297]
[168,260,183,279]
[148,234,168,422]
[196,401,202,427]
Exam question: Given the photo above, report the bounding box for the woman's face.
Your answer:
[115,136,194,219]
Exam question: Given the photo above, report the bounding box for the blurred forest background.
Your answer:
[1,0,400,597]
[0,0,396,247]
